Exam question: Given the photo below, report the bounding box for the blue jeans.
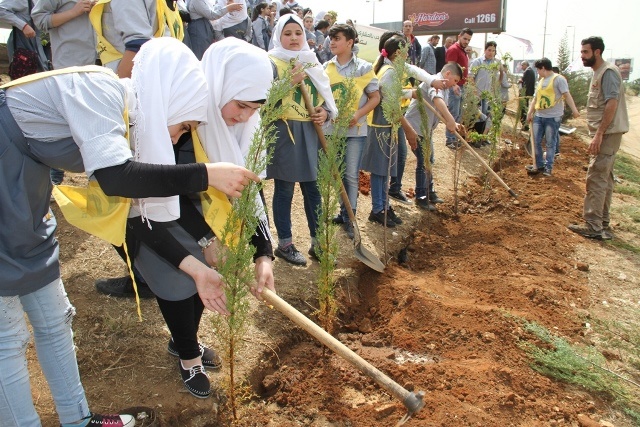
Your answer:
[532,115,561,172]
[446,86,463,143]
[413,135,435,198]
[0,279,90,426]
[370,173,389,214]
[389,127,406,193]
[339,136,366,222]
[272,179,321,242]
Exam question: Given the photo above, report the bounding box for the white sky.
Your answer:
[302,0,639,80]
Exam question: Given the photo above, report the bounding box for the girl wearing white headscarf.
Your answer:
[0,37,257,425]
[198,37,275,297]
[266,14,337,267]
[216,0,252,41]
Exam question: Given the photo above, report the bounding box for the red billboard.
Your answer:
[404,0,506,35]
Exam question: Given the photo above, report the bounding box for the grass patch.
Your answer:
[517,318,640,423]
[588,317,640,371]
[614,152,640,187]
[615,184,640,199]
[606,239,640,254]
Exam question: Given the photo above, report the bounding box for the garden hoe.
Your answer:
[260,288,426,425]
[421,99,518,198]
[298,82,386,273]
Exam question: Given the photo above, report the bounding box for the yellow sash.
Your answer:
[271,56,325,121]
[2,66,131,248]
[324,61,375,119]
[2,67,144,317]
[191,130,240,247]
[535,74,562,110]
[89,0,183,66]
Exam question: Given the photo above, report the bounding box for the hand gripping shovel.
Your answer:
[421,99,518,198]
[298,82,385,272]
[260,288,425,424]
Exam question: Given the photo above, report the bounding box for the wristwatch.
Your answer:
[198,232,216,251]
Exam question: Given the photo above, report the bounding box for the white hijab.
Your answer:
[199,37,273,236]
[129,37,209,223]
[216,0,248,29]
[268,14,337,119]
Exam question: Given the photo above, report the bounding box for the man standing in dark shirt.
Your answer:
[435,36,453,72]
[403,19,421,65]
[518,61,535,129]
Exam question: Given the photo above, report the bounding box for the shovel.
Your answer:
[421,99,518,198]
[298,82,385,273]
[260,287,425,423]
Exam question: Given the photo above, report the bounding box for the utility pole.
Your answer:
[542,0,549,57]
[566,25,576,61]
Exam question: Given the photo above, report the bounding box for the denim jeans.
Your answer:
[272,179,320,242]
[413,135,435,198]
[532,115,561,172]
[339,136,366,222]
[370,173,389,213]
[0,279,90,427]
[446,86,463,143]
[389,127,406,193]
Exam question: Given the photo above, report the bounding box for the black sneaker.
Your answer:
[446,141,461,150]
[567,224,603,240]
[274,244,307,266]
[526,165,544,175]
[416,197,437,211]
[168,339,222,370]
[331,214,344,225]
[389,191,412,205]
[342,221,355,239]
[95,276,154,299]
[368,211,395,227]
[387,206,403,224]
[67,413,135,427]
[428,192,444,204]
[308,245,320,262]
[178,360,211,398]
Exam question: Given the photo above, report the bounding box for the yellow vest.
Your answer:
[270,56,325,121]
[89,0,184,66]
[324,61,375,118]
[534,74,560,110]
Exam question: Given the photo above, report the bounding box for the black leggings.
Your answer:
[156,294,205,360]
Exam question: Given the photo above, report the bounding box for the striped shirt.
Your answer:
[6,73,133,176]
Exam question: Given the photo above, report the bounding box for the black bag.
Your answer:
[8,0,49,80]
[223,17,252,42]
[9,38,40,80]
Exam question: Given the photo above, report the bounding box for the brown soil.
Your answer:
[30,116,640,426]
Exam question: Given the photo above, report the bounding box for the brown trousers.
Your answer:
[583,133,623,232]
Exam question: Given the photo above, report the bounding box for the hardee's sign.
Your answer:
[409,12,450,27]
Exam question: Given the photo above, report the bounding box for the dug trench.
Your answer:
[35,125,639,426]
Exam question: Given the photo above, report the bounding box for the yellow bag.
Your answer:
[52,181,129,247]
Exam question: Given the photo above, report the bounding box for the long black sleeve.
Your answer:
[177,195,213,241]
[93,160,208,198]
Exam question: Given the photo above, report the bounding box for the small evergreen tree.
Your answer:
[557,31,571,73]
[212,72,292,421]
